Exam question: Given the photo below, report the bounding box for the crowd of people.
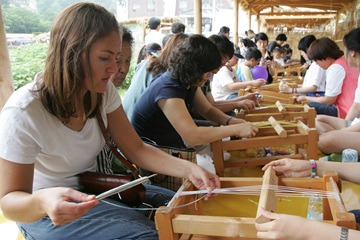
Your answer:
[1,2,360,240]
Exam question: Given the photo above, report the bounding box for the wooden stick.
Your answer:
[276,100,287,114]
[96,174,157,200]
[255,167,278,223]
[268,116,287,138]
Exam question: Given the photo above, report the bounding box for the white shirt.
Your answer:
[302,62,326,92]
[274,58,285,68]
[0,81,121,192]
[354,75,360,103]
[325,64,346,97]
[212,66,240,101]
[145,30,163,46]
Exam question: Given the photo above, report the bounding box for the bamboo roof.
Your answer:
[232,0,357,28]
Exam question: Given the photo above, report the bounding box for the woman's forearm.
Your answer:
[1,191,46,223]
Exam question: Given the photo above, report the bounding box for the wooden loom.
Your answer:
[155,168,356,240]
[237,102,316,128]
[212,104,318,176]
[238,88,298,104]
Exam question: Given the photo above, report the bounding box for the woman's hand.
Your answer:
[279,82,291,93]
[233,122,258,138]
[234,99,256,112]
[296,95,307,103]
[252,79,267,88]
[36,187,98,226]
[262,158,312,178]
[187,165,221,200]
[256,208,309,240]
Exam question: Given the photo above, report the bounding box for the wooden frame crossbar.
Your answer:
[238,88,298,104]
[237,103,316,128]
[155,170,356,240]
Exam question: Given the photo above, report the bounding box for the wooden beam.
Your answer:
[260,11,337,16]
[248,4,251,30]
[0,4,14,111]
[194,0,202,34]
[234,0,239,46]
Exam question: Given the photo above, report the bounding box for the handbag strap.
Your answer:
[96,112,140,179]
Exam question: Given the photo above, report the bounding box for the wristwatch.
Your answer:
[340,227,349,240]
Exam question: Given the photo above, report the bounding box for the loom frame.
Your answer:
[155,170,356,240]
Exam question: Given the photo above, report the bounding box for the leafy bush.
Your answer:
[121,58,137,89]
[10,43,48,89]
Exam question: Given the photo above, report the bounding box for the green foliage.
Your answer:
[3,7,51,33]
[10,43,48,89]
[120,58,137,89]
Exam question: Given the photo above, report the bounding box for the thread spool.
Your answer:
[342,149,358,163]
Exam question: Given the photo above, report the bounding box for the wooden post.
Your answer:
[234,0,239,46]
[256,167,278,223]
[194,0,202,34]
[334,12,339,40]
[0,4,14,111]
[248,5,251,31]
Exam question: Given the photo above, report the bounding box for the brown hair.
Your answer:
[307,37,343,61]
[147,33,189,76]
[37,2,119,123]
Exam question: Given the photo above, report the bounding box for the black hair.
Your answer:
[208,34,234,58]
[218,26,230,35]
[245,47,262,60]
[298,35,316,53]
[343,27,360,53]
[171,22,185,34]
[137,46,146,64]
[148,17,161,29]
[169,34,221,88]
[283,43,290,49]
[162,33,174,47]
[241,37,255,48]
[254,32,269,43]
[272,46,284,54]
[307,37,343,61]
[276,33,287,41]
[286,48,293,54]
[121,26,134,49]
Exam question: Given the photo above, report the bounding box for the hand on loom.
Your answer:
[256,208,344,240]
[262,158,312,178]
[187,164,221,201]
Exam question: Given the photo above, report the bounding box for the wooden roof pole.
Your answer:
[234,0,239,45]
[194,0,202,34]
[334,12,339,40]
[349,0,358,30]
[248,5,252,31]
[0,4,14,111]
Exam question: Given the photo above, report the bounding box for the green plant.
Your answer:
[10,43,48,89]
[120,58,137,89]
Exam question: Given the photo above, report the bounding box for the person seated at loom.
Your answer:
[295,37,359,118]
[123,33,189,120]
[212,47,265,103]
[131,35,258,149]
[313,27,360,154]
[256,157,360,240]
[279,35,326,96]
[193,34,259,126]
